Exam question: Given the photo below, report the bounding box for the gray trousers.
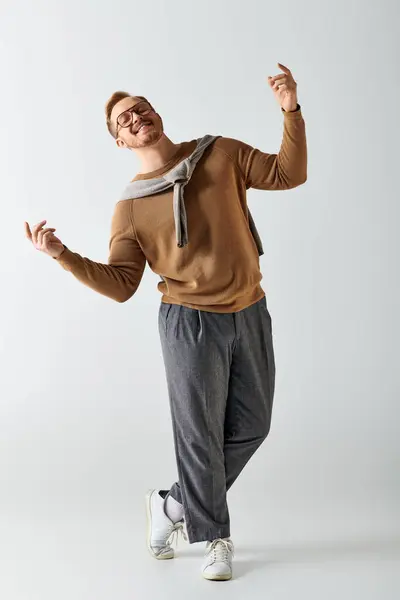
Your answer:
[158,296,276,544]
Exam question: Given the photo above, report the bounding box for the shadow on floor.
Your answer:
[178,536,400,579]
[233,537,400,577]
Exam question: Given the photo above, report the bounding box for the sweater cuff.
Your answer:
[282,103,302,118]
[54,246,77,271]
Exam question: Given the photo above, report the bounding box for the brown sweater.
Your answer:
[56,106,307,312]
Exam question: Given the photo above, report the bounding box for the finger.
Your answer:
[272,79,289,90]
[42,231,59,249]
[38,228,56,246]
[269,74,287,83]
[272,79,288,90]
[275,79,296,91]
[268,75,283,87]
[24,222,32,240]
[32,220,47,243]
[269,76,289,91]
[277,63,291,74]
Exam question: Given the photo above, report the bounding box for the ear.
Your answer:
[116,137,127,149]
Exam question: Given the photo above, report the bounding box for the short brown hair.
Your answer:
[105,91,148,138]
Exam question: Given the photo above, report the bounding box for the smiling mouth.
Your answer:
[136,122,153,134]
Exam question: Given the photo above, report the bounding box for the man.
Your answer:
[25,63,307,581]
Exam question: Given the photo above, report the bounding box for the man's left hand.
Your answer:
[268,63,298,112]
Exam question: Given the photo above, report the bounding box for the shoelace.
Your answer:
[166,520,188,549]
[207,539,234,564]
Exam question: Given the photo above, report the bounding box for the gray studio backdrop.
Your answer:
[0,0,399,598]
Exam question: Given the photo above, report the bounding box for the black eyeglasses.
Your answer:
[115,101,153,136]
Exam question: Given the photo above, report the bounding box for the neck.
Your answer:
[134,135,180,174]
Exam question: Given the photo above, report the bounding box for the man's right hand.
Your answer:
[25,220,65,259]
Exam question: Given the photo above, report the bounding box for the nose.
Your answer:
[130,115,141,131]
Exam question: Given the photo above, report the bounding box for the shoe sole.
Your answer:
[202,572,232,581]
[145,489,174,560]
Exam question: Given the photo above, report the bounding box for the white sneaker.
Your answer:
[145,489,187,560]
[202,538,234,581]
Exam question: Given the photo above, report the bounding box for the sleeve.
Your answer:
[228,105,307,191]
[54,200,146,303]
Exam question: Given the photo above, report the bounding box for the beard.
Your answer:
[128,113,164,149]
